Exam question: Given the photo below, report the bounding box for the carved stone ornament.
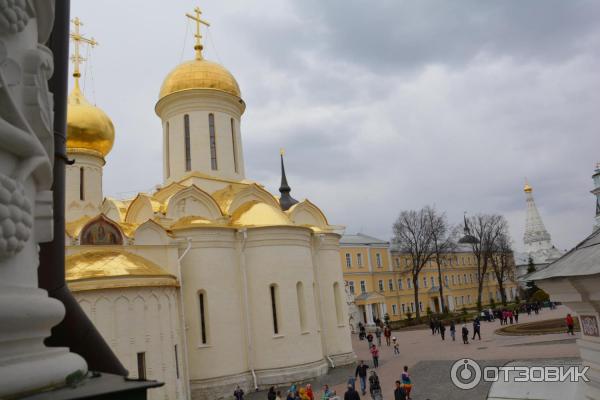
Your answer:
[0,1,88,397]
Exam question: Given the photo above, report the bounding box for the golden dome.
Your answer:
[159,58,241,100]
[230,201,292,227]
[67,82,115,157]
[66,250,178,291]
[524,183,532,193]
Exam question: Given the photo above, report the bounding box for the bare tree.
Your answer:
[489,229,515,306]
[466,214,506,310]
[392,207,436,321]
[424,206,456,314]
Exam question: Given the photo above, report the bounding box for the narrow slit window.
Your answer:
[199,292,207,344]
[174,345,180,379]
[334,282,343,325]
[296,282,306,332]
[231,118,238,173]
[209,113,217,170]
[165,122,170,178]
[79,167,84,201]
[137,352,146,380]
[184,114,191,171]
[270,284,279,334]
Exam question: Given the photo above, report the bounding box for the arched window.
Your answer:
[333,282,343,325]
[230,118,238,173]
[184,114,191,171]
[296,281,306,332]
[165,121,170,178]
[270,284,280,334]
[198,290,208,344]
[79,167,84,201]
[208,113,217,170]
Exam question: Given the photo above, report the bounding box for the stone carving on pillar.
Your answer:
[0,1,87,397]
[344,280,360,333]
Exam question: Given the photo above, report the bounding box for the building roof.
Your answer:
[529,228,600,280]
[66,250,179,291]
[340,233,389,246]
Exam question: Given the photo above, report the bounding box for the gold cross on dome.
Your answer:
[69,17,98,84]
[186,6,210,60]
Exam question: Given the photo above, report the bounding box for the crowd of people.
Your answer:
[234,303,566,400]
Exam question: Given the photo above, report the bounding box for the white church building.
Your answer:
[63,10,354,400]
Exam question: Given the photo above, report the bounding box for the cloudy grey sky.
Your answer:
[71,0,600,252]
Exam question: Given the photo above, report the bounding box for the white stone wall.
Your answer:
[65,152,104,221]
[243,228,325,372]
[74,286,184,400]
[156,91,246,184]
[175,228,250,388]
[314,234,355,364]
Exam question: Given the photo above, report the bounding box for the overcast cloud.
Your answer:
[71,0,600,252]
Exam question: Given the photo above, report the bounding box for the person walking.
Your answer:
[370,344,380,368]
[430,319,435,335]
[514,309,519,323]
[344,385,360,400]
[566,314,575,335]
[321,385,333,400]
[462,322,469,344]
[355,360,369,395]
[234,385,245,400]
[366,332,374,348]
[401,366,413,400]
[394,380,407,400]
[472,317,481,340]
[384,325,392,346]
[375,326,382,347]
[268,387,277,400]
[359,322,366,340]
[306,384,314,400]
[369,371,383,400]
[392,337,400,355]
[449,320,456,341]
[276,390,283,400]
[440,322,446,341]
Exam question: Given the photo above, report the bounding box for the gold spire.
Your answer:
[524,179,532,193]
[69,17,98,87]
[186,6,210,60]
[280,148,285,156]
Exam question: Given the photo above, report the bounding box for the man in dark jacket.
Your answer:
[472,317,481,340]
[355,360,369,395]
[369,371,382,400]
[394,380,407,400]
[344,384,361,400]
[233,385,244,400]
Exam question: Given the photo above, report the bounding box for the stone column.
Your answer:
[537,276,600,400]
[366,303,374,325]
[0,3,87,397]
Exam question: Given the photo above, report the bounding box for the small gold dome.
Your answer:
[524,183,532,193]
[230,201,292,227]
[67,82,115,157]
[159,58,241,100]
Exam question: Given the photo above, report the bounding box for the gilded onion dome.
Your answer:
[158,7,241,101]
[67,81,115,157]
[158,58,241,100]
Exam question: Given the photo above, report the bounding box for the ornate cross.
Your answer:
[69,17,98,82]
[186,6,210,60]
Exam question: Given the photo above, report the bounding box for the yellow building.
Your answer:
[340,233,519,323]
